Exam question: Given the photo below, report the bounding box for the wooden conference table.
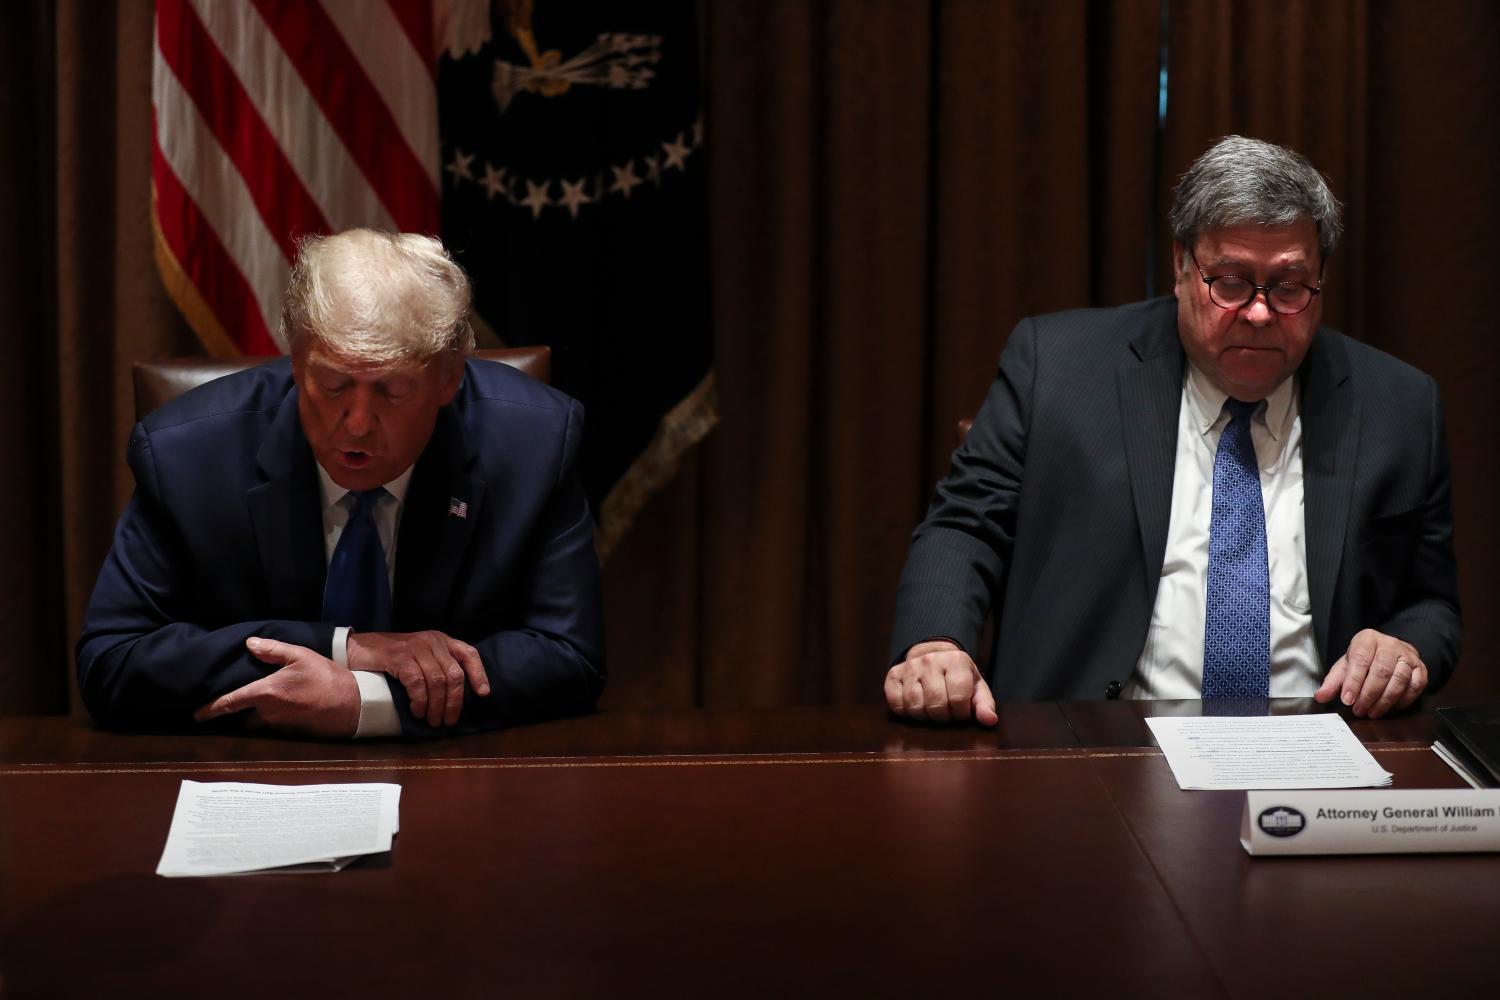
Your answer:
[0,701,1493,998]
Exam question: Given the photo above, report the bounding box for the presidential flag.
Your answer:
[437,0,714,557]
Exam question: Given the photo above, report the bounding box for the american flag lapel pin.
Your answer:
[448,497,469,519]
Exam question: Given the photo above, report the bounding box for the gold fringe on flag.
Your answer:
[149,182,244,360]
[595,371,718,562]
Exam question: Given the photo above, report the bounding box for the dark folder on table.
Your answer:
[1433,704,1500,789]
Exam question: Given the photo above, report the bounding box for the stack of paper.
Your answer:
[156,780,401,877]
[1146,714,1394,790]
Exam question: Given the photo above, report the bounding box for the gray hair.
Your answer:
[280,229,476,364]
[1170,136,1343,267]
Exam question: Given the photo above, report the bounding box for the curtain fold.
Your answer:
[0,0,65,714]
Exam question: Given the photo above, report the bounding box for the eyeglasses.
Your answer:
[1192,254,1322,316]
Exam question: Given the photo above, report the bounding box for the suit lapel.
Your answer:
[392,405,486,629]
[1117,309,1185,597]
[1299,330,1357,661]
[246,389,327,618]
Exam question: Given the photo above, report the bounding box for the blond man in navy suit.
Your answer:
[80,230,604,737]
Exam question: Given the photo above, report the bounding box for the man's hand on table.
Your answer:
[194,637,360,737]
[347,630,490,727]
[885,640,998,727]
[1313,628,1427,719]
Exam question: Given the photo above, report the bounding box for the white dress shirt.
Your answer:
[316,464,414,737]
[1124,364,1322,699]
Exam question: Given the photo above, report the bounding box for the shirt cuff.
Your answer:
[331,626,351,666]
[352,670,401,738]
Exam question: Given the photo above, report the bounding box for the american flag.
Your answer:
[151,0,444,356]
[152,0,712,554]
[447,498,468,519]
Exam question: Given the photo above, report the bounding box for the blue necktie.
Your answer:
[1202,399,1270,698]
[322,488,392,632]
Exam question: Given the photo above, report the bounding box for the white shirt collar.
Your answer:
[1184,363,1296,443]
[315,463,415,512]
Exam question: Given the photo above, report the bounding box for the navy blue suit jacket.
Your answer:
[78,357,605,736]
[890,297,1462,701]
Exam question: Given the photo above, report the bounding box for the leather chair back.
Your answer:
[132,346,550,421]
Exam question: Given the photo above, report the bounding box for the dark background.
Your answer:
[3,0,1497,719]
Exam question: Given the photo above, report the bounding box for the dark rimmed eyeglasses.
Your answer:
[1192,254,1322,316]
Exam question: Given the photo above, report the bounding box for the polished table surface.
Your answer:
[1,702,1493,998]
[0,699,1446,763]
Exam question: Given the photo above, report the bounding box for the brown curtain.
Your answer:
[3,0,1497,718]
[0,0,64,715]
[1,1,197,716]
[608,0,1160,709]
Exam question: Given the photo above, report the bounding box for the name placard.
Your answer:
[1241,789,1500,855]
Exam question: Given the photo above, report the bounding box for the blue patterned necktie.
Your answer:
[1201,398,1270,698]
[321,488,392,632]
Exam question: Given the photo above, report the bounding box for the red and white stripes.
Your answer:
[152,0,441,356]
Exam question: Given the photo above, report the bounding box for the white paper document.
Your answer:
[1146,714,1393,790]
[156,781,401,877]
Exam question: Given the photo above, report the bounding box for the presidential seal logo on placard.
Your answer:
[1257,806,1307,837]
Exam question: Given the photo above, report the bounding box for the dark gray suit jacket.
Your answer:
[890,296,1462,701]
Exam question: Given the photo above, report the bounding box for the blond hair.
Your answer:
[280,229,476,364]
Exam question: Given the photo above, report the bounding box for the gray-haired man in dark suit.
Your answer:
[886,136,1460,725]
